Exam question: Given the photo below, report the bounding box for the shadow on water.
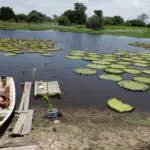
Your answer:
[0,30,149,112]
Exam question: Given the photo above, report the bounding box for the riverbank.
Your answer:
[0,21,150,38]
[1,107,150,150]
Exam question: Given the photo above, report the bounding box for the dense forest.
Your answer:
[0,3,150,30]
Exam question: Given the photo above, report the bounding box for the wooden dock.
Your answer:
[34,81,61,96]
[12,82,33,136]
[0,145,40,150]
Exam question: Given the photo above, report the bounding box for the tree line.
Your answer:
[0,4,150,30]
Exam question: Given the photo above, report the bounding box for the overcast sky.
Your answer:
[0,0,150,20]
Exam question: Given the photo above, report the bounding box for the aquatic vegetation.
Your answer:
[74,68,97,75]
[133,63,149,67]
[118,80,149,91]
[129,42,150,50]
[123,68,142,74]
[104,68,123,74]
[71,50,85,54]
[133,76,150,84]
[107,98,134,113]
[109,64,127,69]
[69,52,85,56]
[65,55,82,59]
[82,56,99,61]
[3,53,16,56]
[117,61,131,66]
[86,52,98,55]
[120,57,132,61]
[99,74,123,81]
[143,70,150,75]
[0,38,61,56]
[87,54,101,58]
[87,63,108,69]
[92,60,111,65]
[102,58,116,62]
[132,59,149,64]
[41,53,54,57]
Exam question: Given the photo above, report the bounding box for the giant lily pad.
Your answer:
[92,60,111,65]
[143,70,150,75]
[69,52,85,56]
[65,55,82,60]
[74,68,97,75]
[104,68,123,74]
[133,63,149,67]
[107,98,134,113]
[87,63,108,69]
[121,57,132,61]
[99,74,123,81]
[123,68,142,74]
[110,64,127,69]
[82,56,99,61]
[41,53,54,57]
[132,59,149,64]
[3,53,16,56]
[117,61,131,66]
[118,80,149,91]
[133,76,150,84]
[87,54,101,58]
[71,50,85,54]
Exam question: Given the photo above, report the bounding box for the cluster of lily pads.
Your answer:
[65,50,150,92]
[0,38,61,57]
[129,42,150,50]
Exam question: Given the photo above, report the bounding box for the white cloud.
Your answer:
[75,0,88,3]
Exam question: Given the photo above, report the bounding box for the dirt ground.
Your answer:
[1,107,150,150]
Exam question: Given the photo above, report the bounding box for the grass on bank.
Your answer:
[0,21,150,38]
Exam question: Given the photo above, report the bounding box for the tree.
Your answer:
[125,19,145,27]
[74,3,87,24]
[138,13,149,23]
[86,10,104,30]
[112,16,124,25]
[104,17,113,25]
[0,7,15,20]
[57,16,70,26]
[26,10,44,23]
[15,14,27,22]
[63,10,76,23]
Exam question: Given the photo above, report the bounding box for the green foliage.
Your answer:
[27,10,45,23]
[137,13,149,23]
[63,10,77,24]
[112,16,124,25]
[125,19,145,27]
[43,95,53,112]
[57,16,70,26]
[0,7,15,20]
[86,10,104,30]
[15,14,27,22]
[104,17,113,25]
[147,23,150,28]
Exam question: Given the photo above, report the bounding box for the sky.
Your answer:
[0,0,150,20]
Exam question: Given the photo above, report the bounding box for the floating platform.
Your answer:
[34,81,61,97]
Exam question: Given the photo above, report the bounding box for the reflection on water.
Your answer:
[0,30,150,111]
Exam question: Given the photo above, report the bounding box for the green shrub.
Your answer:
[57,16,70,26]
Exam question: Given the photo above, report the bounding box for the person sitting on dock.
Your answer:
[0,77,10,107]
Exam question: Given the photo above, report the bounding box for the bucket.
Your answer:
[47,108,57,119]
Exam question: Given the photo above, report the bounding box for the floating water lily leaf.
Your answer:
[143,70,150,75]
[74,68,97,75]
[3,53,16,56]
[87,63,108,69]
[104,68,123,74]
[69,53,85,56]
[71,50,85,54]
[132,56,144,60]
[123,68,142,74]
[118,80,149,91]
[86,52,98,55]
[92,60,111,65]
[121,57,132,61]
[99,74,123,81]
[110,64,127,69]
[132,59,149,64]
[65,55,82,60]
[107,98,134,113]
[133,76,150,84]
[87,54,101,58]
[41,53,54,57]
[133,63,149,67]
[82,56,99,61]
[117,61,131,66]
[102,58,116,62]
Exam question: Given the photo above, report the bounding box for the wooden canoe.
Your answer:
[0,77,16,127]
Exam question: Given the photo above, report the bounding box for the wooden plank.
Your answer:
[23,82,32,113]
[0,145,40,150]
[48,81,61,96]
[21,110,34,135]
[12,113,26,136]
[18,82,31,113]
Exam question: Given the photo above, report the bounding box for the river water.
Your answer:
[0,30,150,111]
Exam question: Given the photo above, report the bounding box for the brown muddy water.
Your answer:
[0,30,149,112]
